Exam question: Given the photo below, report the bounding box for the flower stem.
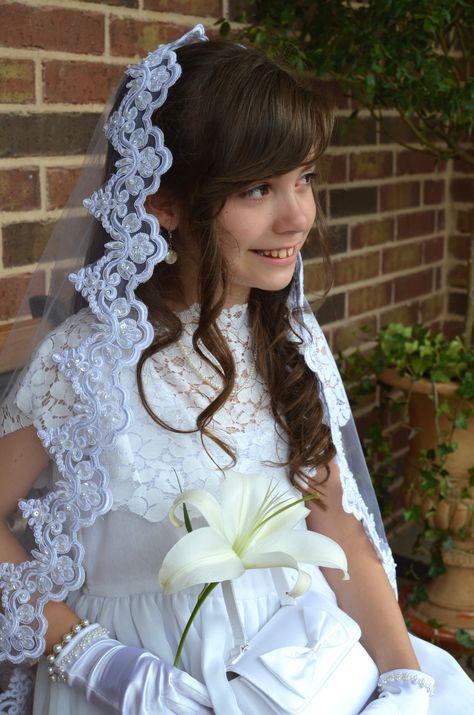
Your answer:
[173,582,219,668]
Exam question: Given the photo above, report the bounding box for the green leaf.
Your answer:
[456,629,474,649]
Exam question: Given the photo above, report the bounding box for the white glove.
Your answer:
[360,668,435,715]
[51,623,214,715]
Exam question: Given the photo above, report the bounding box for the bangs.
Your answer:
[207,66,333,189]
[155,41,334,211]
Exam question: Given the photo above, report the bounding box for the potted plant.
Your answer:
[370,324,474,639]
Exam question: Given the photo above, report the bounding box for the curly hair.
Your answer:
[132,40,337,498]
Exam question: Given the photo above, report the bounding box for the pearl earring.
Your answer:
[164,228,178,265]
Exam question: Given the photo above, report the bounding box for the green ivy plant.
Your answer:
[338,323,474,643]
[220,0,474,347]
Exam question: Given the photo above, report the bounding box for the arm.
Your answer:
[0,426,80,652]
[0,427,213,713]
[306,458,418,673]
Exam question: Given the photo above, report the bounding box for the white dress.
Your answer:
[1,305,473,714]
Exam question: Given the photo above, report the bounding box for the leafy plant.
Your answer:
[220,0,474,346]
[339,322,474,574]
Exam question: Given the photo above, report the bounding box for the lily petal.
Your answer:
[170,489,225,533]
[159,527,243,594]
[241,549,312,597]
[220,472,270,542]
[221,472,309,547]
[257,530,349,580]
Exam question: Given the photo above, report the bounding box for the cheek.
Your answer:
[306,194,317,227]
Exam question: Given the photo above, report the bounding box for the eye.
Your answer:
[300,171,317,186]
[241,183,270,200]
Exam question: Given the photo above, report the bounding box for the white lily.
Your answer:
[159,471,348,598]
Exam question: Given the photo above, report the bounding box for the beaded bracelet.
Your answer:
[46,619,109,683]
[378,669,435,696]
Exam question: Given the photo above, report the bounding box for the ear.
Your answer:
[145,192,180,231]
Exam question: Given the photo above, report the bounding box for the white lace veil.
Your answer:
[0,23,395,709]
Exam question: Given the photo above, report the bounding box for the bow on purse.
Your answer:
[223,577,379,715]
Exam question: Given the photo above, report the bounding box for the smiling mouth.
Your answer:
[254,246,297,259]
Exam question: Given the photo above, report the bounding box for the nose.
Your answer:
[273,190,314,235]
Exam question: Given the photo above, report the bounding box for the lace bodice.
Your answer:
[3,305,292,524]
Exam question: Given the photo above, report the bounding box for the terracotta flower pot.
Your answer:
[379,368,474,633]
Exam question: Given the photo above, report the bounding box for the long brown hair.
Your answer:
[135,40,336,496]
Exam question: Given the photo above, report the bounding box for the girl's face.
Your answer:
[216,163,317,305]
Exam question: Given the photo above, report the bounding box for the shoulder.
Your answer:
[15,308,99,432]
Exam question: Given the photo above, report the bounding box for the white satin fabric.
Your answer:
[2,306,473,714]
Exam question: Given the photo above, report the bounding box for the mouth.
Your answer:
[253,246,297,259]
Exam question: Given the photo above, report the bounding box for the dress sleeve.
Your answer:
[0,309,96,438]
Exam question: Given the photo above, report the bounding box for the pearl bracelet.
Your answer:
[46,619,109,683]
[378,669,435,696]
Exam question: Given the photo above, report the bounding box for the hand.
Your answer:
[54,624,214,715]
[360,669,435,715]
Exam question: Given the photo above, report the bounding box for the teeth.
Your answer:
[256,247,296,258]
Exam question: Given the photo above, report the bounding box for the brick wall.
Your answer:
[0,0,225,324]
[303,107,458,352]
[0,3,470,348]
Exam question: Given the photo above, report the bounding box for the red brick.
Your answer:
[0,168,40,211]
[396,150,443,175]
[47,168,82,210]
[143,0,221,14]
[303,261,327,295]
[448,264,467,289]
[0,113,100,158]
[0,272,45,320]
[382,243,423,274]
[110,19,182,57]
[349,151,392,180]
[332,117,377,146]
[397,210,435,240]
[348,282,392,316]
[379,117,419,145]
[44,61,124,104]
[380,181,420,211]
[380,303,419,327]
[457,208,474,233]
[330,186,377,218]
[333,251,379,287]
[394,269,433,302]
[333,315,377,352]
[0,4,104,55]
[451,178,474,202]
[351,218,394,249]
[437,209,445,232]
[313,292,345,325]
[419,294,443,323]
[453,159,474,174]
[423,236,444,263]
[319,154,346,184]
[3,221,53,267]
[0,59,35,103]
[448,235,469,261]
[424,180,445,205]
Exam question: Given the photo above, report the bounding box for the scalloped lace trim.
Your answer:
[0,667,33,714]
[0,28,206,664]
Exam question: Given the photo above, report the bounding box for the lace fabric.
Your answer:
[2,301,396,588]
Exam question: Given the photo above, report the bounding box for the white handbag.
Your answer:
[222,577,379,715]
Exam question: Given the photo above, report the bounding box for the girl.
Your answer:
[0,25,472,715]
